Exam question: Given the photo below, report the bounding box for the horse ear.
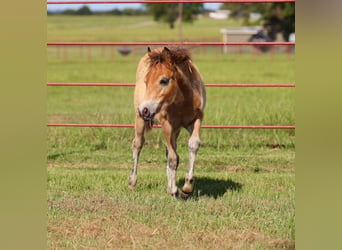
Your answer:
[162,47,172,64]
[147,47,151,54]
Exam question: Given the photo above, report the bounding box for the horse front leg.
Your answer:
[182,118,202,199]
[129,116,145,189]
[162,121,180,198]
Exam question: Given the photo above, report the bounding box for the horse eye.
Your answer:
[159,77,170,86]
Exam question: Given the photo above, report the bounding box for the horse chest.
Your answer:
[156,103,198,128]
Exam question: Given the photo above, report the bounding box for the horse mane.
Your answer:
[148,47,191,67]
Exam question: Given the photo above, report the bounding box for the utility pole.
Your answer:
[178,2,183,42]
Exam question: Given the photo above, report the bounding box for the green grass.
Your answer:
[47,15,243,42]
[47,15,295,249]
[48,167,294,249]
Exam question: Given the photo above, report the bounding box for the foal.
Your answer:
[129,47,206,199]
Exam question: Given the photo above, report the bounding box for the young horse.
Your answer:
[129,47,206,199]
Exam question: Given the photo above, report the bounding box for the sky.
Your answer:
[47,1,221,12]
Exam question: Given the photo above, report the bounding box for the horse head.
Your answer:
[138,47,189,128]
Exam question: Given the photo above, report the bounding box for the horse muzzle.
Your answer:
[139,107,155,121]
[138,101,159,122]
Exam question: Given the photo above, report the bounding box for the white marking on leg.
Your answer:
[162,122,180,197]
[166,150,179,196]
[183,135,199,193]
[129,118,145,189]
[182,119,201,196]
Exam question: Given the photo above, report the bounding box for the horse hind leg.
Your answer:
[182,119,201,200]
[129,117,145,189]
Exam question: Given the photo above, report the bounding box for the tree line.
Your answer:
[48,3,294,40]
[47,6,148,16]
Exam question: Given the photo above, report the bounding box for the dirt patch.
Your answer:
[189,229,294,249]
[226,166,246,173]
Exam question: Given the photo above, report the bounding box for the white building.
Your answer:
[209,10,230,20]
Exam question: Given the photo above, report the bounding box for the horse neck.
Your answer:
[174,67,196,103]
[177,62,201,88]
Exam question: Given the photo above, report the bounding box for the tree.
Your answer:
[76,5,93,15]
[221,3,295,41]
[145,3,204,29]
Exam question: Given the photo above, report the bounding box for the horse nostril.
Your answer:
[142,107,150,117]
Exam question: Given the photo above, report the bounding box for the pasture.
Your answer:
[47,15,295,248]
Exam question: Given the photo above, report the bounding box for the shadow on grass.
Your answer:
[178,177,242,199]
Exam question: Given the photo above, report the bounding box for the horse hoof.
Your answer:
[128,175,137,189]
[181,191,192,200]
[182,179,194,195]
[170,190,179,199]
[128,180,136,190]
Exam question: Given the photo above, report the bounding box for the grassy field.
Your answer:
[47,15,243,42]
[47,15,295,249]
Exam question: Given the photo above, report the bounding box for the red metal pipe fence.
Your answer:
[47,123,295,129]
[47,0,295,4]
[47,0,295,129]
[47,42,294,46]
[47,83,295,129]
[47,82,295,87]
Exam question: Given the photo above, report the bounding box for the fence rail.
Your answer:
[47,123,295,129]
[47,82,295,87]
[47,0,295,5]
[47,42,295,46]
